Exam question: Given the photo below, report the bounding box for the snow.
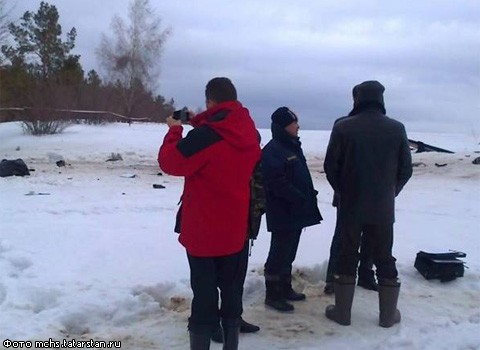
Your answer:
[0,121,479,350]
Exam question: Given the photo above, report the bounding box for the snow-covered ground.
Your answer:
[0,121,479,350]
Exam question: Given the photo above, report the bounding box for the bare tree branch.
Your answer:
[96,0,171,116]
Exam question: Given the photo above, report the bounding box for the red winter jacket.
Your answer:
[158,101,261,257]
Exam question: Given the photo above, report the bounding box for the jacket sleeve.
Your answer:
[158,125,210,177]
[323,126,342,194]
[395,125,413,196]
[262,148,307,205]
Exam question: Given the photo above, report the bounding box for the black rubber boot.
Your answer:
[211,317,259,343]
[265,275,294,312]
[325,275,356,326]
[281,274,306,301]
[357,269,378,291]
[378,278,401,328]
[324,282,334,295]
[210,325,223,343]
[240,318,260,333]
[222,318,240,350]
[189,332,211,350]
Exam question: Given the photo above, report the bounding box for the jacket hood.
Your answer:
[190,101,259,150]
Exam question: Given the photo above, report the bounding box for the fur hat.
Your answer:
[353,80,385,107]
[271,107,298,128]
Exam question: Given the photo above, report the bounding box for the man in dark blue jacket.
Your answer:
[324,81,412,328]
[262,107,322,312]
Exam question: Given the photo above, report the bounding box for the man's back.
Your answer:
[159,100,261,257]
[324,80,411,329]
[325,108,412,224]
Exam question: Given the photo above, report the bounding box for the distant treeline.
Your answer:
[0,66,175,124]
[0,1,175,130]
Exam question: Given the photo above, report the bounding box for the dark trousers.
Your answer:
[336,221,398,280]
[187,242,249,336]
[264,229,302,277]
[326,216,375,282]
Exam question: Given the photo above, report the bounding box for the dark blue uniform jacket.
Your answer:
[262,124,322,232]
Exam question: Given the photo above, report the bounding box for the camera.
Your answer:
[172,107,191,122]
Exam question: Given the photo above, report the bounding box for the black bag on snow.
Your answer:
[414,251,466,282]
[0,159,30,177]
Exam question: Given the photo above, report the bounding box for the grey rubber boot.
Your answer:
[378,278,401,328]
[221,318,240,350]
[189,332,210,350]
[325,274,356,326]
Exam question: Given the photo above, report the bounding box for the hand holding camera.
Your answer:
[166,107,193,128]
[172,107,191,122]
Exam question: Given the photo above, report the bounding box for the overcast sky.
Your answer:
[7,0,480,133]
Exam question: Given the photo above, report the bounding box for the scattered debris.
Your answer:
[408,139,454,154]
[157,172,163,176]
[15,146,20,151]
[412,162,427,167]
[56,160,66,167]
[25,191,51,196]
[120,174,136,178]
[435,163,448,167]
[472,157,480,165]
[47,152,65,163]
[0,159,30,177]
[153,184,166,189]
[106,152,123,162]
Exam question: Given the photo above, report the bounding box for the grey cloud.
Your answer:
[8,0,480,133]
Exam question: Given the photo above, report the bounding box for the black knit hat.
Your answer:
[271,107,298,128]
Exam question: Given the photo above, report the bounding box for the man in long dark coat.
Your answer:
[324,88,379,295]
[323,81,412,328]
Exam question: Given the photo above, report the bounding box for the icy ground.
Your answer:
[0,122,479,349]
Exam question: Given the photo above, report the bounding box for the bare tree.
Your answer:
[96,0,170,117]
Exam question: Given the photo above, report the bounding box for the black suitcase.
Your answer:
[414,251,466,282]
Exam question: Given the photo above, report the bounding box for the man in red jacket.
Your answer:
[158,77,261,350]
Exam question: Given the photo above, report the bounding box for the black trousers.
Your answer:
[187,242,249,336]
[264,229,302,277]
[326,211,374,282]
[336,221,398,280]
